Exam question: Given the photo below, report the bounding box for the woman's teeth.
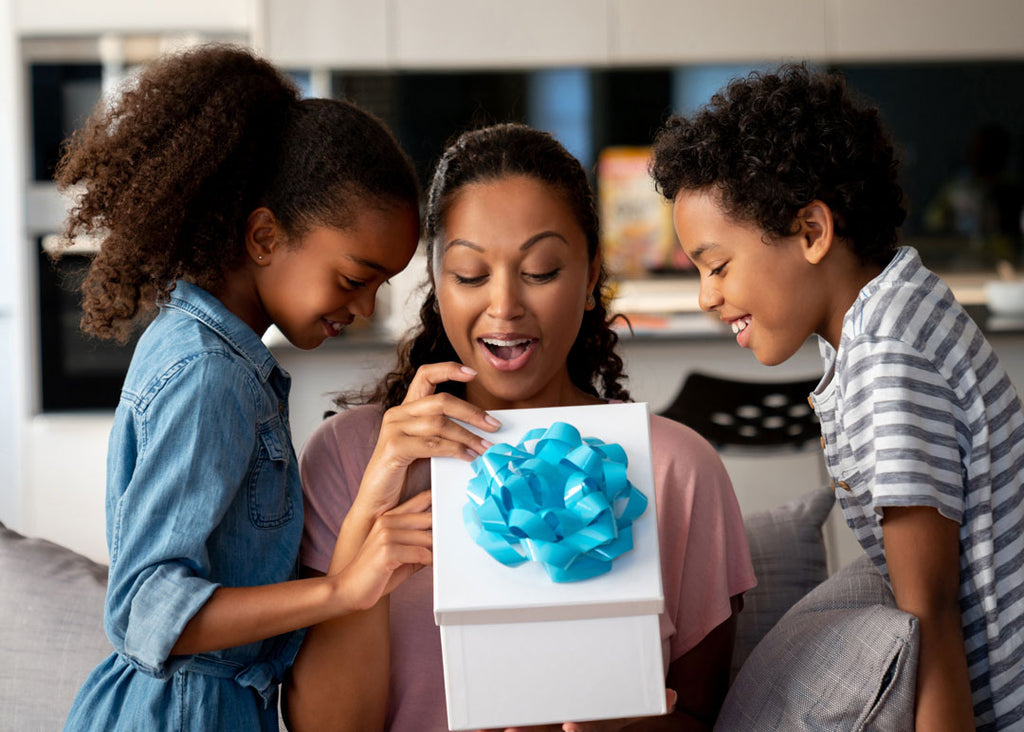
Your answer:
[481,337,532,360]
[731,317,750,334]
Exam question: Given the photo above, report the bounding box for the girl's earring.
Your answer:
[585,293,596,310]
[257,255,264,261]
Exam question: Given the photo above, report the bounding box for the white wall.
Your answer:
[0,0,28,531]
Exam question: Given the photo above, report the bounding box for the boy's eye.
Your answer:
[709,263,727,277]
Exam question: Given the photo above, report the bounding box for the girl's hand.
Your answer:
[353,362,500,520]
[331,489,434,612]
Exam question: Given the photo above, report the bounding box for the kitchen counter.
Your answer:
[265,269,1024,351]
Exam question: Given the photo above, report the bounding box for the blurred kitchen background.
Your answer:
[3,0,1024,562]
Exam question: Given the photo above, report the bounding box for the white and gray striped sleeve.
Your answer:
[839,334,967,523]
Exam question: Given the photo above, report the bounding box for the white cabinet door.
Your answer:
[828,0,1024,60]
[610,0,827,64]
[263,0,388,68]
[391,0,610,68]
[13,0,254,35]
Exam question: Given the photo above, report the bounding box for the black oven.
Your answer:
[37,244,138,411]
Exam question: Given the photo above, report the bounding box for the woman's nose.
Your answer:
[486,274,524,320]
[697,277,723,312]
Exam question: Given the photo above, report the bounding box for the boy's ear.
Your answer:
[797,200,834,265]
[245,207,284,265]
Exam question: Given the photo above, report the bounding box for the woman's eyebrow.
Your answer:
[443,230,570,254]
[443,238,484,253]
[520,231,569,250]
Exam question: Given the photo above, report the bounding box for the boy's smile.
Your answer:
[672,189,828,366]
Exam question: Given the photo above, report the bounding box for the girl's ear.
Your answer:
[797,200,834,265]
[245,207,284,265]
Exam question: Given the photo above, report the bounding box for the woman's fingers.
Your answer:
[403,363,501,434]
[405,362,478,402]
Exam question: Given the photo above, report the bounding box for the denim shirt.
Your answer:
[66,281,304,730]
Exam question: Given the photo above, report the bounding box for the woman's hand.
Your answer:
[352,362,500,521]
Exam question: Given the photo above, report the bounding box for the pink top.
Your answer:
[300,404,757,732]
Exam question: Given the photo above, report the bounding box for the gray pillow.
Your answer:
[717,554,919,731]
[733,487,835,677]
[0,522,110,729]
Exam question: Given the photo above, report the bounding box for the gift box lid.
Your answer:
[432,402,664,626]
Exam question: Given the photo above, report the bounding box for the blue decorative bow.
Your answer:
[463,422,648,583]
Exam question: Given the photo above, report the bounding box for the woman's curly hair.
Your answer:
[55,43,418,342]
[352,123,630,411]
[650,63,907,267]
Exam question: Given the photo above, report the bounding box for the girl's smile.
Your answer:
[253,204,419,350]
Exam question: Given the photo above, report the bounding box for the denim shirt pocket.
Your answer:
[248,420,295,529]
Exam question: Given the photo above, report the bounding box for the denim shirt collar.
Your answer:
[165,280,281,384]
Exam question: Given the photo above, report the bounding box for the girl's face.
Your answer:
[258,203,419,350]
[673,188,827,366]
[434,175,601,411]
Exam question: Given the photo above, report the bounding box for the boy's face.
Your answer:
[673,189,824,366]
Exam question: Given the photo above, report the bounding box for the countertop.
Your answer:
[265,270,1024,351]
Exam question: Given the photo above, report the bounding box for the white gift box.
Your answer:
[431,402,665,731]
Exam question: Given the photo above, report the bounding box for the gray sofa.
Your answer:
[0,487,918,730]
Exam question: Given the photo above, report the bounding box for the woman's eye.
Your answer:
[524,268,560,283]
[341,277,367,290]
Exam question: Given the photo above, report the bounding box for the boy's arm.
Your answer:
[881,505,975,732]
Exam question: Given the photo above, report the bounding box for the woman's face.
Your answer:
[434,175,601,411]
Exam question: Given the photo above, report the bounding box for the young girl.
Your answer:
[286,123,756,731]
[55,45,459,730]
[650,64,1024,731]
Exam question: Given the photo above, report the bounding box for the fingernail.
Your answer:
[480,439,493,450]
[484,414,501,427]
[465,449,480,461]
[460,365,477,375]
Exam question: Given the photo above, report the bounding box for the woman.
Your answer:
[286,123,756,731]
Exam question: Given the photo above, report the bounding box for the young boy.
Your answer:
[651,63,1024,732]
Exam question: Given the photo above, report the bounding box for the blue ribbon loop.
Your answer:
[463,422,648,583]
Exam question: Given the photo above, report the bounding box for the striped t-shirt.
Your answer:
[812,246,1024,731]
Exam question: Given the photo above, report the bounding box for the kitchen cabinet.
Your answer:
[609,0,827,64]
[390,0,610,68]
[12,0,254,35]
[266,0,1024,70]
[263,0,387,69]
[828,0,1024,61]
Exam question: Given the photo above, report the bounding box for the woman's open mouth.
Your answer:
[478,336,537,371]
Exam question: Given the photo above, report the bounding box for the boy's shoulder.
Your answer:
[845,246,966,344]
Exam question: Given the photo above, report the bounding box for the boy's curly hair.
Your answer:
[56,44,418,342]
[650,63,907,267]
[349,123,630,411]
